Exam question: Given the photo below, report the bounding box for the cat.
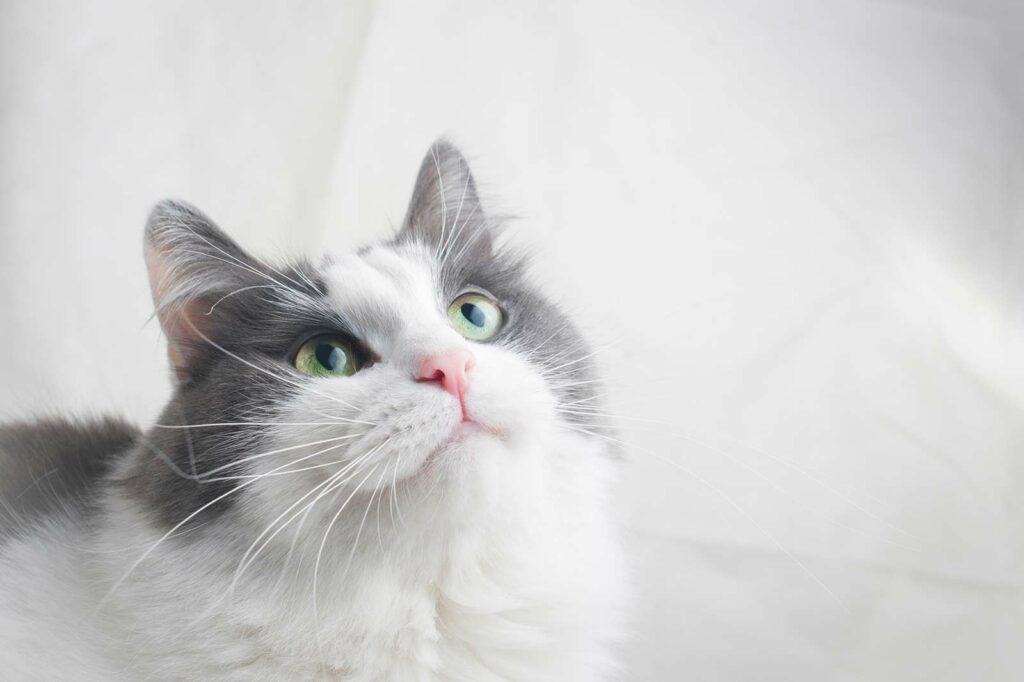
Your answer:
[0,141,626,681]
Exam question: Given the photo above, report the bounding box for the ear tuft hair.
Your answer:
[144,200,262,383]
[400,139,493,257]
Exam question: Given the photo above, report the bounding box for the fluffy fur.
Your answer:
[0,141,626,680]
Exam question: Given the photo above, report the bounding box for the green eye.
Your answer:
[448,292,503,341]
[294,336,360,377]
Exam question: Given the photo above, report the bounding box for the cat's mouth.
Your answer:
[418,419,506,474]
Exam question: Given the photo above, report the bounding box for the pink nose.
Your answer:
[416,348,474,400]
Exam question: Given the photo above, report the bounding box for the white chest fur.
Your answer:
[0,434,625,681]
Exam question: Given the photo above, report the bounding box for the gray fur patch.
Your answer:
[0,416,139,545]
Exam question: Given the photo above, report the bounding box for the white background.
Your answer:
[2,1,1022,679]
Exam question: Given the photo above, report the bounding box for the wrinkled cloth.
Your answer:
[1,1,1021,679]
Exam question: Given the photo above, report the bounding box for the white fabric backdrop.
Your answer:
[1,1,1022,679]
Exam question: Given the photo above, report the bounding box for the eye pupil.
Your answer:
[461,302,486,328]
[315,343,344,370]
[294,336,359,377]
[448,293,503,341]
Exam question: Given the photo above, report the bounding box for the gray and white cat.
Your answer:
[0,141,626,680]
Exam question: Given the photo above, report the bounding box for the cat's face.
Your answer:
[132,142,604,538]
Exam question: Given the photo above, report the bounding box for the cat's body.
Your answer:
[0,142,625,680]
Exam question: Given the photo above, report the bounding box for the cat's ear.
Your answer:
[144,200,261,383]
[400,140,493,257]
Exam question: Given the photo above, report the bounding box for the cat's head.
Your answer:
[132,141,607,541]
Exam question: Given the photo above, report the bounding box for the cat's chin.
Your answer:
[415,420,505,478]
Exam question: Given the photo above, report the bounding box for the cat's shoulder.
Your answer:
[0,415,139,542]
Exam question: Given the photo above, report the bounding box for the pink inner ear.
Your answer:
[145,241,214,384]
[160,298,214,383]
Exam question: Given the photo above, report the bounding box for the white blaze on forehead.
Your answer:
[322,245,466,365]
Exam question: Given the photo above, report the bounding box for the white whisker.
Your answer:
[95,436,370,614]
[225,441,387,604]
[313,462,382,668]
